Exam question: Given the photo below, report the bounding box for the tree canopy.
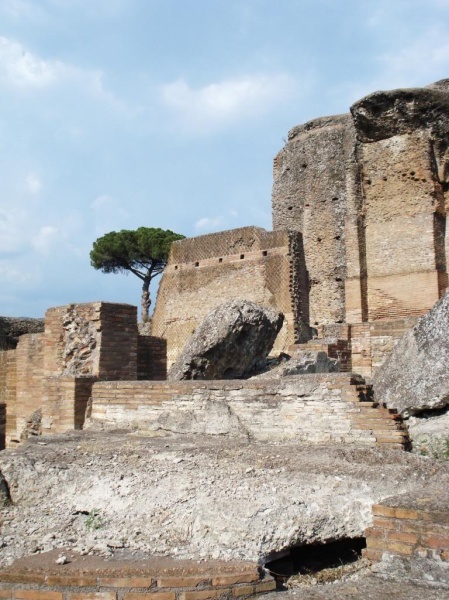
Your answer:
[90,227,185,321]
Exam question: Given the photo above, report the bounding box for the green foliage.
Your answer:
[417,435,449,461]
[90,227,185,321]
[85,508,103,530]
[90,227,185,280]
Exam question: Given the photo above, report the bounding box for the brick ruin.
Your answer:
[151,79,449,377]
[0,302,167,447]
[0,80,449,594]
[151,227,307,367]
[1,80,449,443]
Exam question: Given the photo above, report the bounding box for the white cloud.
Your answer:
[0,36,127,114]
[31,225,59,255]
[0,208,29,254]
[0,37,63,88]
[26,173,42,195]
[329,27,449,111]
[0,0,39,19]
[90,194,130,236]
[377,28,449,88]
[0,260,39,285]
[160,73,296,132]
[195,217,224,231]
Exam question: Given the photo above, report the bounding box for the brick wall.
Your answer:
[364,494,449,586]
[3,351,16,447]
[137,335,167,380]
[0,402,5,450]
[272,88,449,330]
[0,351,8,410]
[151,227,305,368]
[44,304,101,377]
[44,303,138,380]
[98,303,137,380]
[1,302,165,444]
[89,374,408,449]
[7,334,45,446]
[350,318,418,378]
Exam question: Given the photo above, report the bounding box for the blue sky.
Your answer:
[1,0,448,318]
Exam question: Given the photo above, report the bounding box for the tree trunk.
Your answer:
[141,275,151,323]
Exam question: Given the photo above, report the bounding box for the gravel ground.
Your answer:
[265,576,449,599]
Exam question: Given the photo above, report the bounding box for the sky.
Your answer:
[1,0,449,318]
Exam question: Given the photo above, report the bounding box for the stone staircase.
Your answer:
[341,375,410,450]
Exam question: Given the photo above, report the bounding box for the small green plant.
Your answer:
[85,508,103,530]
[443,437,449,460]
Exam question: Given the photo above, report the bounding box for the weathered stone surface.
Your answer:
[0,316,44,350]
[350,87,449,142]
[88,374,400,448]
[373,293,449,416]
[271,79,449,332]
[251,350,339,379]
[0,471,10,506]
[407,409,449,460]
[168,300,284,380]
[0,431,446,568]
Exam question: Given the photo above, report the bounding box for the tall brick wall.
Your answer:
[137,335,167,380]
[98,303,138,380]
[272,115,353,327]
[44,302,138,380]
[3,351,16,447]
[151,227,306,368]
[361,131,445,320]
[273,83,449,329]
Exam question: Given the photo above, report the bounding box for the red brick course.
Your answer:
[364,501,449,563]
[0,562,273,600]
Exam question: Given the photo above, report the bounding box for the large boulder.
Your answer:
[373,293,449,417]
[168,300,284,380]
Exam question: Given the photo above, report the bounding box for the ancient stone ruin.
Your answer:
[0,79,448,598]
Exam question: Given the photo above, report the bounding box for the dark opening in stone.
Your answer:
[264,537,366,590]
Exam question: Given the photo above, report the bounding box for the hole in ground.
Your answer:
[264,537,366,590]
